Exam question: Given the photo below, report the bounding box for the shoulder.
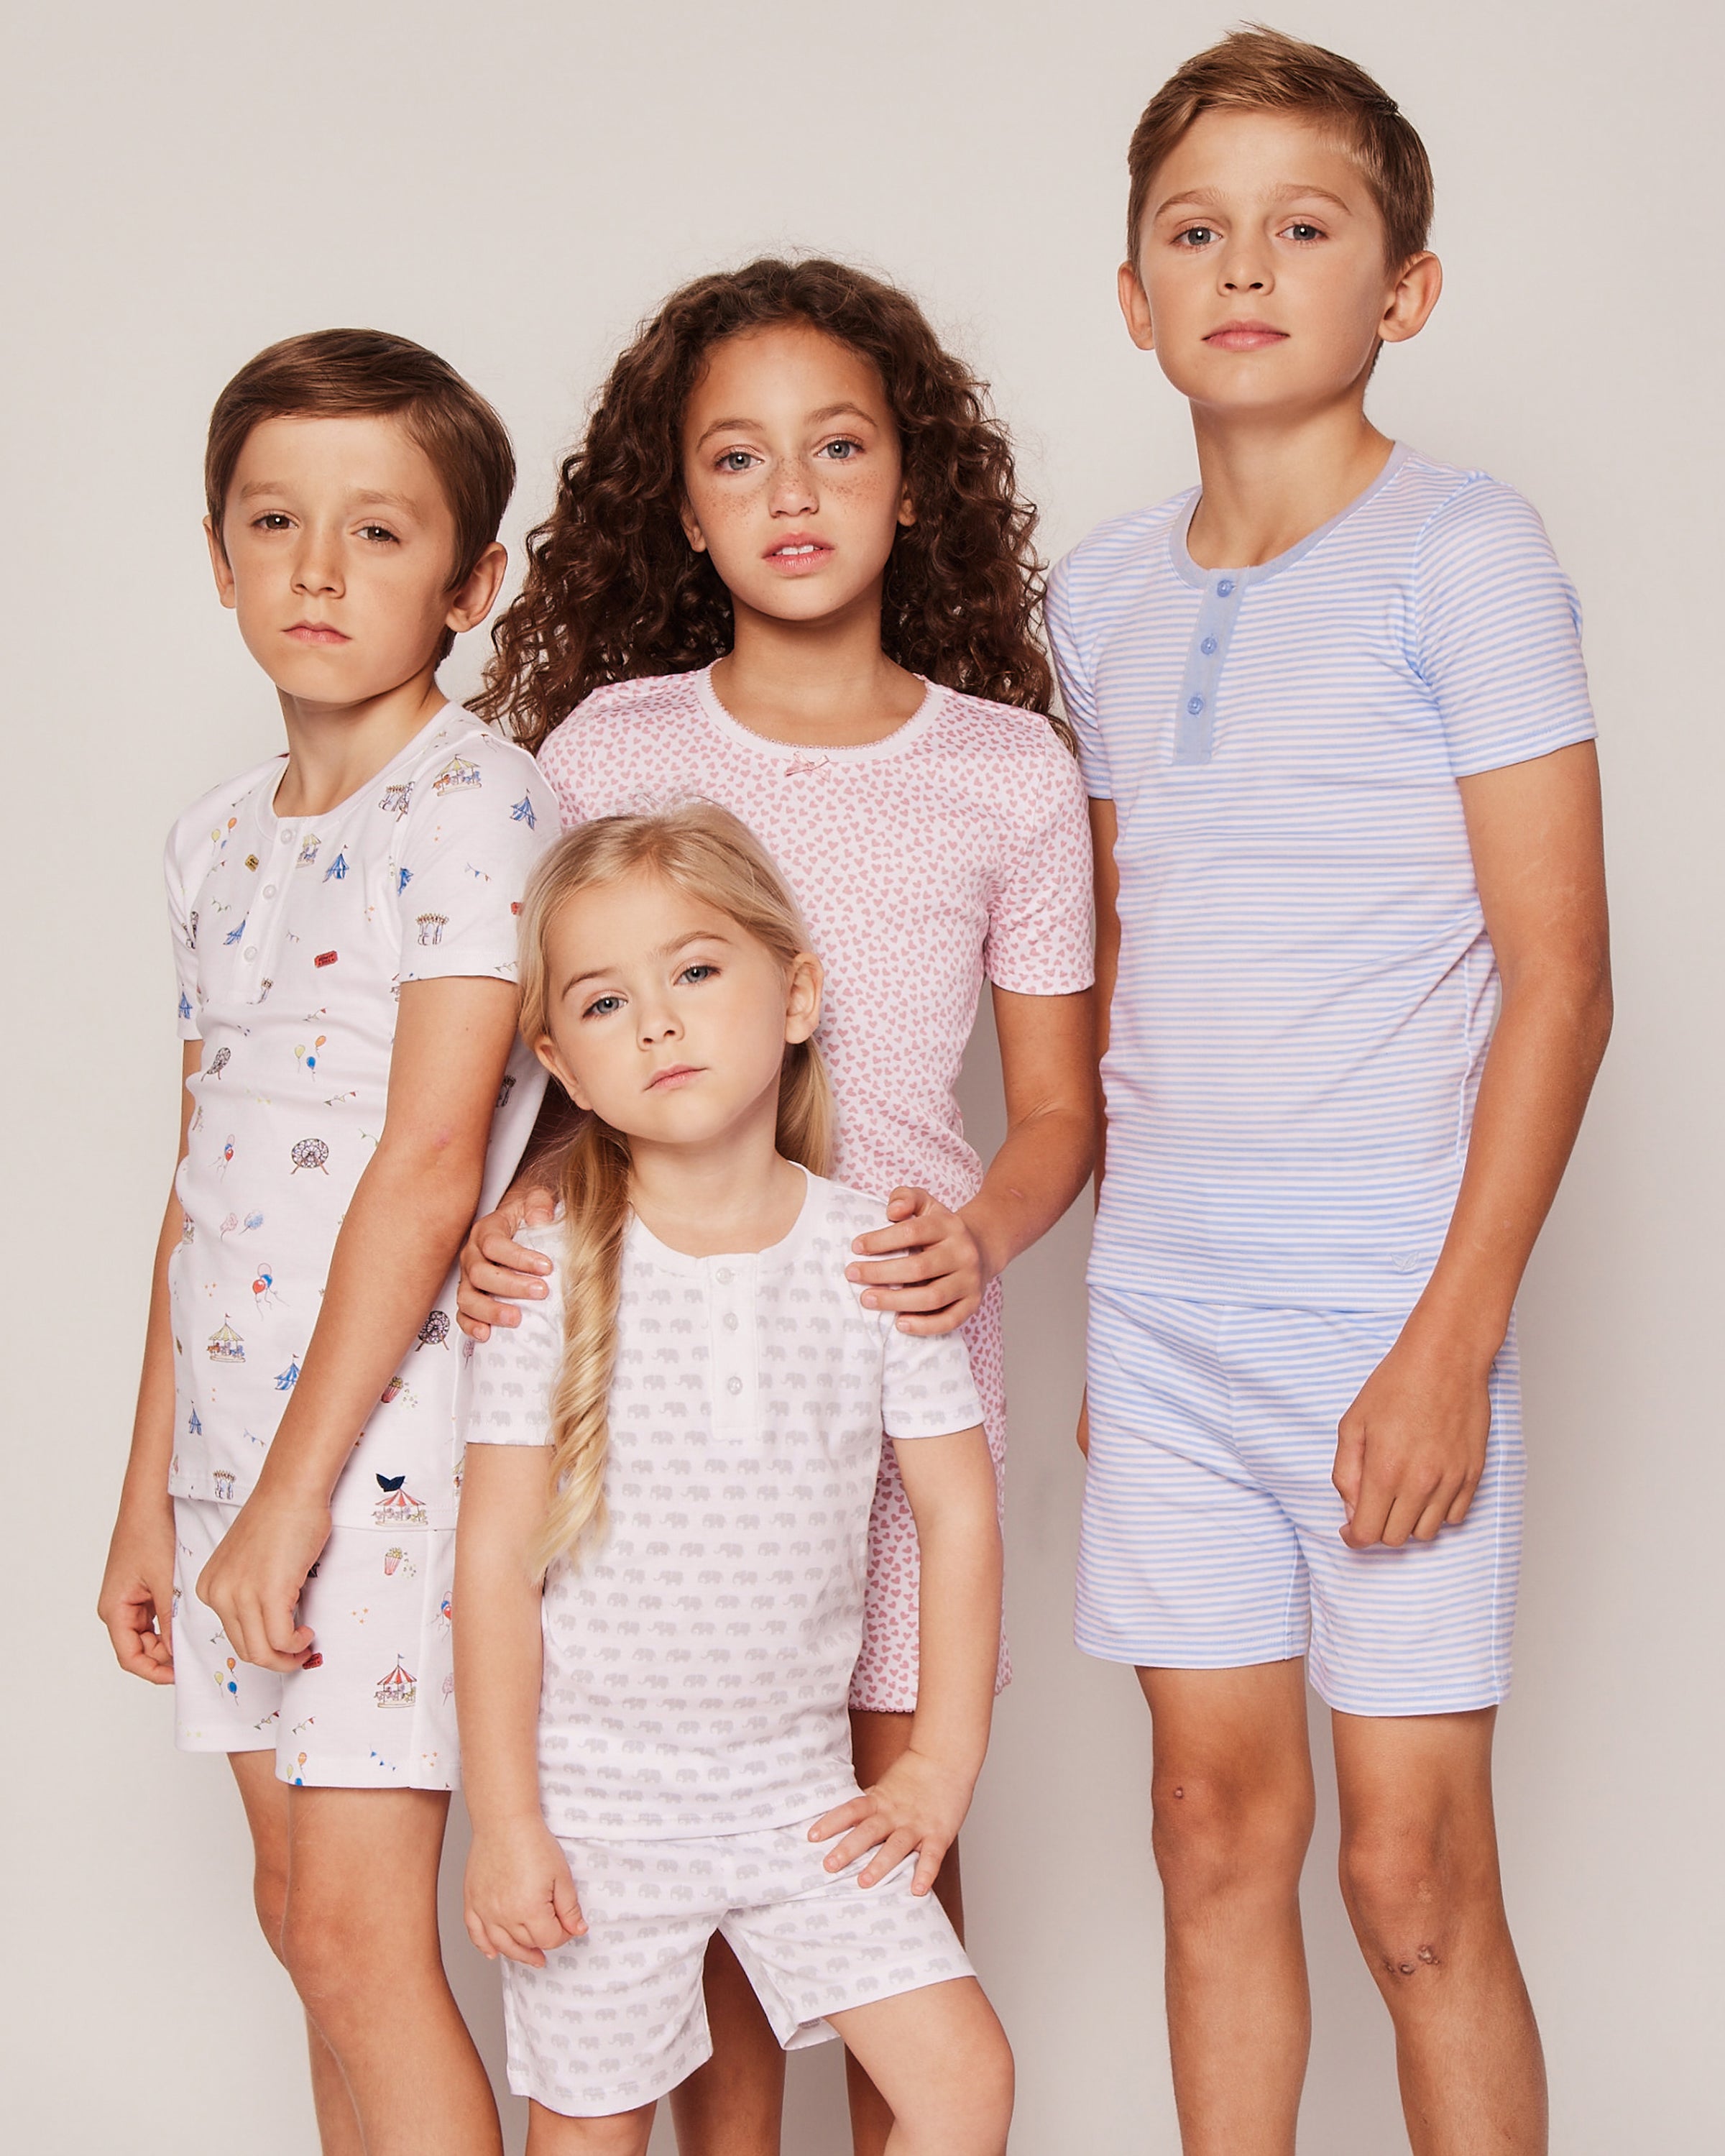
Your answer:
[1051,490,1195,600]
[926,690,1085,822]
[539,674,701,766]
[804,1175,893,1247]
[1383,451,1555,563]
[163,755,283,879]
[404,709,548,796]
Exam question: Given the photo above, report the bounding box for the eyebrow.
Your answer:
[564,929,735,992]
[1154,183,1356,218]
[235,482,420,510]
[693,401,875,449]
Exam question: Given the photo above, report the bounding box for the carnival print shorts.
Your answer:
[171,1497,458,1789]
[502,1814,975,2117]
[1077,1289,1524,1715]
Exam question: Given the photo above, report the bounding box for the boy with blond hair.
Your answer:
[1050,30,1610,2153]
[98,329,555,2154]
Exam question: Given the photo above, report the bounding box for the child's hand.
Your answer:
[98,1496,178,1684]
[809,1749,977,1896]
[465,1817,586,1967]
[1333,1313,1496,1549]
[456,1183,560,1341]
[847,1189,988,1336]
[196,1490,331,1671]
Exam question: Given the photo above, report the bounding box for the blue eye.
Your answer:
[1284,223,1323,243]
[582,994,624,1019]
[1177,226,1219,248]
[718,449,755,472]
[680,963,717,983]
[818,439,860,460]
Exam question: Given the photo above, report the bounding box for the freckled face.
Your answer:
[1123,109,1433,416]
[535,869,821,1151]
[210,413,467,703]
[678,323,914,626]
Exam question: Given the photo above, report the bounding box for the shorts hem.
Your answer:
[506,2053,704,2119]
[1075,1632,1307,1674]
[788,1965,974,2042]
[1312,1675,1512,1717]
[274,1753,459,1792]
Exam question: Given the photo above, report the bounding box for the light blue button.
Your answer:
[1200,636,1218,656]
[1216,578,1236,597]
[1186,695,1205,715]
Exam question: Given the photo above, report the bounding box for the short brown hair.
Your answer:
[205,329,515,663]
[1126,26,1433,270]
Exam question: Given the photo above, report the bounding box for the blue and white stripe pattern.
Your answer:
[1080,1289,1523,1712]
[1047,444,1598,1311]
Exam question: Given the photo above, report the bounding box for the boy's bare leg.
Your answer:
[1138,1661,1315,2156]
[1332,1707,1545,2155]
[827,1977,1012,2155]
[227,1753,364,2155]
[666,1935,786,2155]
[843,1709,967,2156]
[528,2097,657,2155]
[281,1785,502,2156]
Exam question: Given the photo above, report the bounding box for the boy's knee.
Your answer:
[1338,1825,1494,1979]
[278,1886,389,2026]
[547,2105,654,2156]
[1151,1769,1312,1909]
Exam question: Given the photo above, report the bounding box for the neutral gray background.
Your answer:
[4,3,1718,2150]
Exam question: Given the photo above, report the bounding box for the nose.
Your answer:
[291,523,344,599]
[1218,234,1273,295]
[768,455,819,518]
[638,999,682,1049]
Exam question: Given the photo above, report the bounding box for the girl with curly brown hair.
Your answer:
[459,257,1096,2156]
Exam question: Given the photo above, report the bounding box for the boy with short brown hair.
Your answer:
[1051,29,1610,2152]
[98,329,555,2155]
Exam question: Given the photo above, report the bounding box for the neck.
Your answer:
[711,581,923,747]
[1186,390,1392,570]
[272,664,446,818]
[626,1096,806,1258]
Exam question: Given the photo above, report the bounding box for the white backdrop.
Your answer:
[5,4,1720,2150]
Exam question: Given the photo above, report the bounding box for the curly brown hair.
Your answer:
[474,257,1061,756]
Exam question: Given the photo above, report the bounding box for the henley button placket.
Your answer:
[1173,571,1246,766]
[709,1254,758,1439]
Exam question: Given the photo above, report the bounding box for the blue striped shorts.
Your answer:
[1077,1288,1524,1715]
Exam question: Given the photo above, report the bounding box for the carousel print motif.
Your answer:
[374,1655,418,1709]
[372,1473,429,1529]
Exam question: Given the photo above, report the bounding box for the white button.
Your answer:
[243,946,257,960]
[278,830,293,845]
[726,1375,743,1395]
[262,884,277,898]
[722,1311,739,1331]
[715,1267,733,1285]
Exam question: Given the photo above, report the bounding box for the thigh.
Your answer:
[827,1976,1010,2147]
[1331,1705,1499,1844]
[1080,1293,1307,1671]
[1234,1311,1524,1716]
[722,1822,972,2050]
[286,1784,451,1946]
[1137,1660,1315,1809]
[505,1838,722,2120]
[282,1523,459,1789]
[172,1497,282,1753]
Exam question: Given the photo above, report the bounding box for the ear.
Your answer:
[783,952,824,1045]
[1118,260,1156,354]
[678,497,709,555]
[445,540,508,636]
[1379,250,1443,347]
[896,480,916,531]
[533,1034,592,1113]
[205,515,237,610]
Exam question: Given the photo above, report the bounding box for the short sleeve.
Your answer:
[1412,480,1597,778]
[982,738,1095,994]
[396,743,558,983]
[459,1250,566,1448]
[880,1323,984,1441]
[165,833,201,1040]
[1046,553,1112,801]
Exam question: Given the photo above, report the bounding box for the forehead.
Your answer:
[551,868,739,950]
[228,410,448,513]
[684,321,891,430]
[1149,106,1378,216]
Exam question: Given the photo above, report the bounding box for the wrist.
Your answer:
[955,1198,1007,1287]
[1402,1280,1510,1367]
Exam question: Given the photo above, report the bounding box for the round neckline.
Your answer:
[628,1162,816,1277]
[264,700,456,830]
[1171,441,1410,592]
[691,666,942,765]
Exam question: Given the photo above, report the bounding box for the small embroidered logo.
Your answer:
[783,752,830,777]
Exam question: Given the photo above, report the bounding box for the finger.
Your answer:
[1410,1492,1455,1543]
[478,1226,553,1274]
[1340,1472,1392,1549]
[520,1187,560,1228]
[809,1797,873,1844]
[850,1223,943,1262]
[1332,1419,1366,1513]
[823,1820,890,1873]
[551,1868,586,1939]
[890,1302,978,1337]
[857,1830,920,1889]
[882,1188,934,1220]
[1376,1488,1434,1549]
[456,1313,491,1342]
[262,1597,316,1664]
[862,1280,967,1316]
[155,1584,176,1666]
[1444,1481,1479,1528]
[498,1930,547,1970]
[910,1839,948,1897]
[470,1259,551,1301]
[464,1908,492,1955]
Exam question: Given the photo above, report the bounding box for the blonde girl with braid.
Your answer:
[452,803,1012,2156]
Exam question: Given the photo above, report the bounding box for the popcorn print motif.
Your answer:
[536,668,1093,1710]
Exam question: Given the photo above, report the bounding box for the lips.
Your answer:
[286,622,350,645]
[648,1064,702,1091]
[764,536,832,574]
[1204,321,1288,352]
